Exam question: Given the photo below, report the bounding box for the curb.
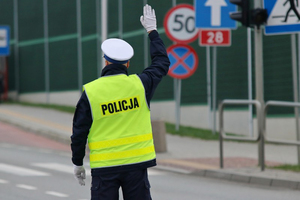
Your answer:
[192,169,300,190]
[155,163,300,190]
[0,115,71,145]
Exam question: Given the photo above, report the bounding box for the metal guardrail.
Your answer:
[219,100,262,169]
[263,101,300,146]
[219,100,300,171]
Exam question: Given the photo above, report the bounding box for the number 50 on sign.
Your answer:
[164,4,199,44]
[199,29,231,46]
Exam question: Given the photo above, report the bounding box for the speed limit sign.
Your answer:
[164,4,198,44]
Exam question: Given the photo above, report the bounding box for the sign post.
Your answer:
[0,26,10,101]
[164,4,199,131]
[0,26,10,56]
[195,0,237,134]
[264,0,300,165]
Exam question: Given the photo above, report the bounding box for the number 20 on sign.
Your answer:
[199,29,231,47]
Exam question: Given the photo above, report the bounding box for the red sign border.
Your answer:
[167,44,198,79]
[164,4,199,44]
[199,29,231,47]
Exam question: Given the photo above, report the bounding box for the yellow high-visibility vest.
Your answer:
[83,74,156,169]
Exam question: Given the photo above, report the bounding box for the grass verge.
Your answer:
[4,100,75,113]
[269,164,300,172]
[165,122,220,140]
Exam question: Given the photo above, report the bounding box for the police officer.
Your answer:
[71,4,170,200]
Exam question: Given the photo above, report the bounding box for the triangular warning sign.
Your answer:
[267,0,300,26]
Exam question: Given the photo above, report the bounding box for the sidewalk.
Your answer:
[0,104,300,190]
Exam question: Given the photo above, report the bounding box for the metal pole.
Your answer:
[118,0,123,39]
[3,57,8,100]
[254,26,265,170]
[101,0,108,69]
[298,33,300,130]
[219,102,224,168]
[143,0,148,69]
[247,28,253,137]
[43,0,50,103]
[298,33,300,102]
[175,79,182,131]
[253,0,265,171]
[212,46,217,135]
[13,0,19,101]
[77,0,83,92]
[174,78,178,129]
[291,34,300,164]
[96,0,101,76]
[172,0,181,131]
[206,46,212,130]
[298,33,300,160]
[172,0,176,7]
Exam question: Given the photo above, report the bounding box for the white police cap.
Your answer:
[101,38,134,64]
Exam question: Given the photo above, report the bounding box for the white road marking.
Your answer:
[0,179,9,184]
[58,152,70,157]
[0,143,14,148]
[17,146,31,151]
[32,162,163,176]
[32,162,91,176]
[0,163,50,176]
[16,184,37,190]
[148,168,165,176]
[37,149,53,154]
[45,191,69,198]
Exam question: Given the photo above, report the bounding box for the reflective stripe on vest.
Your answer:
[84,74,156,169]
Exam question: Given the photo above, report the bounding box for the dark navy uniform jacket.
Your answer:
[71,30,170,175]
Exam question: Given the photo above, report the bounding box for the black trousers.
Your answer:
[91,169,152,200]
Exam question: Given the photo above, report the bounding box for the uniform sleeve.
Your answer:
[71,91,92,166]
[138,30,170,106]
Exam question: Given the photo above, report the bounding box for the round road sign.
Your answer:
[164,4,198,44]
[167,44,198,79]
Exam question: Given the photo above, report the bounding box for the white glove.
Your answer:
[73,165,86,186]
[140,4,157,32]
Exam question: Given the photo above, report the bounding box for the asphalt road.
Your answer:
[1,122,300,200]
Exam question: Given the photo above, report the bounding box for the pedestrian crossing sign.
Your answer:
[264,0,300,35]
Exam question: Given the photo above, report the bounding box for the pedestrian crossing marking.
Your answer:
[16,184,37,190]
[0,163,50,176]
[46,191,69,197]
[32,162,165,176]
[0,179,9,184]
[148,168,165,176]
[0,161,165,178]
[32,162,91,176]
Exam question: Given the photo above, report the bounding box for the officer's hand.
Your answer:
[140,4,157,33]
[73,165,86,186]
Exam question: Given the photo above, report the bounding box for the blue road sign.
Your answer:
[167,44,198,79]
[0,26,10,56]
[195,0,237,29]
[264,0,300,35]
